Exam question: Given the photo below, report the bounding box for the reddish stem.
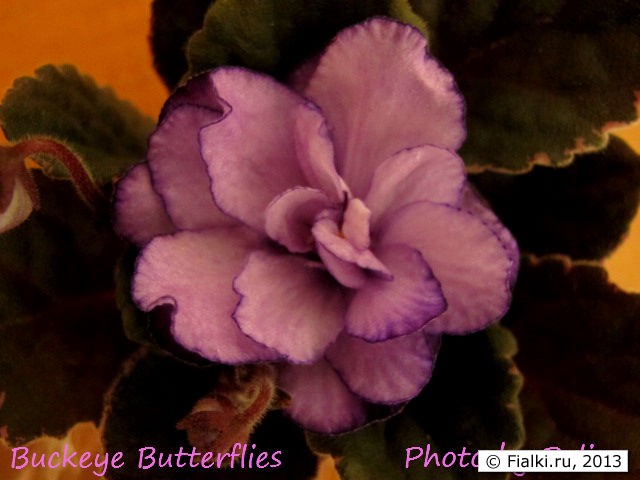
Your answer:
[9,138,104,209]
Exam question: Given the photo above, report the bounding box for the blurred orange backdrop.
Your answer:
[0,0,638,294]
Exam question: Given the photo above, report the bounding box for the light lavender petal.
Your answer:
[132,228,281,363]
[233,250,346,364]
[306,18,465,197]
[345,243,446,341]
[113,163,175,245]
[278,359,367,433]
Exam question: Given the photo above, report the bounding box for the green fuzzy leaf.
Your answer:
[187,0,426,81]
[0,171,122,325]
[115,248,157,346]
[0,174,132,441]
[0,294,132,443]
[309,325,523,480]
[0,65,155,184]
[504,256,640,479]
[470,136,640,260]
[151,0,215,89]
[102,350,318,480]
[410,0,640,170]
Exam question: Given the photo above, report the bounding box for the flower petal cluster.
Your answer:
[115,18,518,433]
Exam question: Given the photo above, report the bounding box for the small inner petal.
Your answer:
[342,198,371,251]
[312,216,391,280]
[265,187,333,253]
[317,243,368,289]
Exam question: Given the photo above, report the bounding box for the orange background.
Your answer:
[2,0,637,292]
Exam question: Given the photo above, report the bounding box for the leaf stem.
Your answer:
[10,138,105,210]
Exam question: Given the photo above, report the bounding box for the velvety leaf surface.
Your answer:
[151,0,215,89]
[0,294,132,444]
[115,248,157,346]
[186,0,426,81]
[103,350,317,480]
[0,173,131,441]
[504,257,640,479]
[309,326,523,480]
[0,65,155,184]
[0,172,122,326]
[470,136,640,260]
[410,0,640,170]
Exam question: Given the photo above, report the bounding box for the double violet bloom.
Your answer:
[115,19,518,433]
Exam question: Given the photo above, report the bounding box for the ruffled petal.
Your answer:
[306,18,465,197]
[278,359,366,433]
[148,105,237,230]
[233,250,346,364]
[132,228,281,363]
[379,202,513,334]
[159,71,223,120]
[460,185,520,287]
[294,103,346,203]
[345,244,446,341]
[365,145,466,229]
[326,332,439,404]
[200,68,307,231]
[113,163,175,245]
[312,216,391,278]
[264,187,333,253]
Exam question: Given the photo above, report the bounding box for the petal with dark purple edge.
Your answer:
[460,185,519,287]
[148,105,237,230]
[233,250,346,364]
[278,359,366,433]
[264,187,333,253]
[305,18,465,197]
[379,202,513,334]
[326,332,439,404]
[345,244,446,341]
[312,217,391,278]
[365,145,466,229]
[159,71,223,120]
[113,163,175,246]
[294,103,346,203]
[132,228,281,363]
[200,68,307,231]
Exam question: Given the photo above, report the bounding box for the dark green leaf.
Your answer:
[0,172,132,441]
[151,0,215,89]
[309,325,523,480]
[103,350,317,480]
[0,293,132,443]
[115,248,156,346]
[187,0,426,81]
[0,171,122,324]
[411,0,640,170]
[503,256,640,479]
[0,65,155,184]
[470,136,640,260]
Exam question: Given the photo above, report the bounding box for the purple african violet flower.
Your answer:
[114,18,518,433]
